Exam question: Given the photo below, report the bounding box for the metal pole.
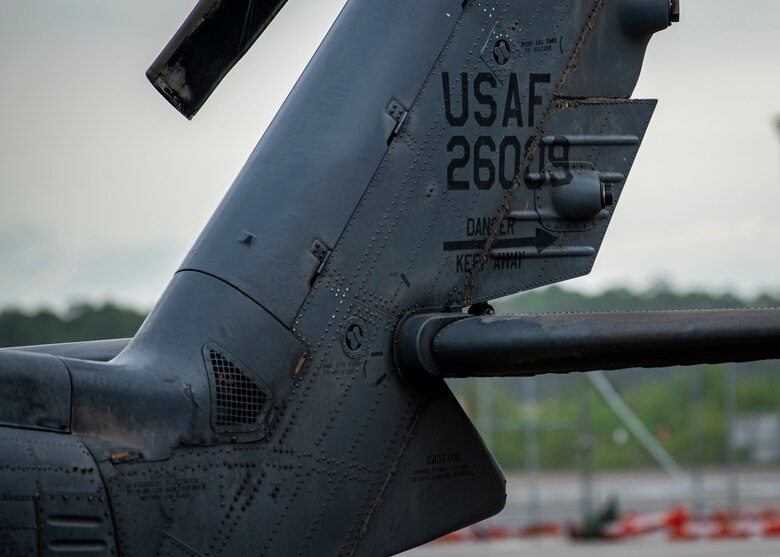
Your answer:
[691,366,705,514]
[589,371,704,503]
[523,377,541,526]
[725,364,740,513]
[579,375,593,522]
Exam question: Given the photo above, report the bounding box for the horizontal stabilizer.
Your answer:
[147,0,290,119]
[1,338,130,362]
[397,309,780,379]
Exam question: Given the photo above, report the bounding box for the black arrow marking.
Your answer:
[442,238,489,252]
[443,228,558,253]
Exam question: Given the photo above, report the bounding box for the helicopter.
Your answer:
[2,0,780,555]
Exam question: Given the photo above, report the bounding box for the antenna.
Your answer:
[776,115,780,182]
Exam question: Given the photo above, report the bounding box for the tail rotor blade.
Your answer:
[147,0,290,119]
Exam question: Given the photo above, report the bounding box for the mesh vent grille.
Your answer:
[206,347,267,432]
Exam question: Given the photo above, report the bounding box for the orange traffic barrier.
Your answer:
[433,506,780,544]
[519,523,562,537]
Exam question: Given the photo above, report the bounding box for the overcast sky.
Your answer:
[1,0,779,311]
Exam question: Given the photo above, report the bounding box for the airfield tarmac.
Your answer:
[400,470,780,556]
[402,535,780,556]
